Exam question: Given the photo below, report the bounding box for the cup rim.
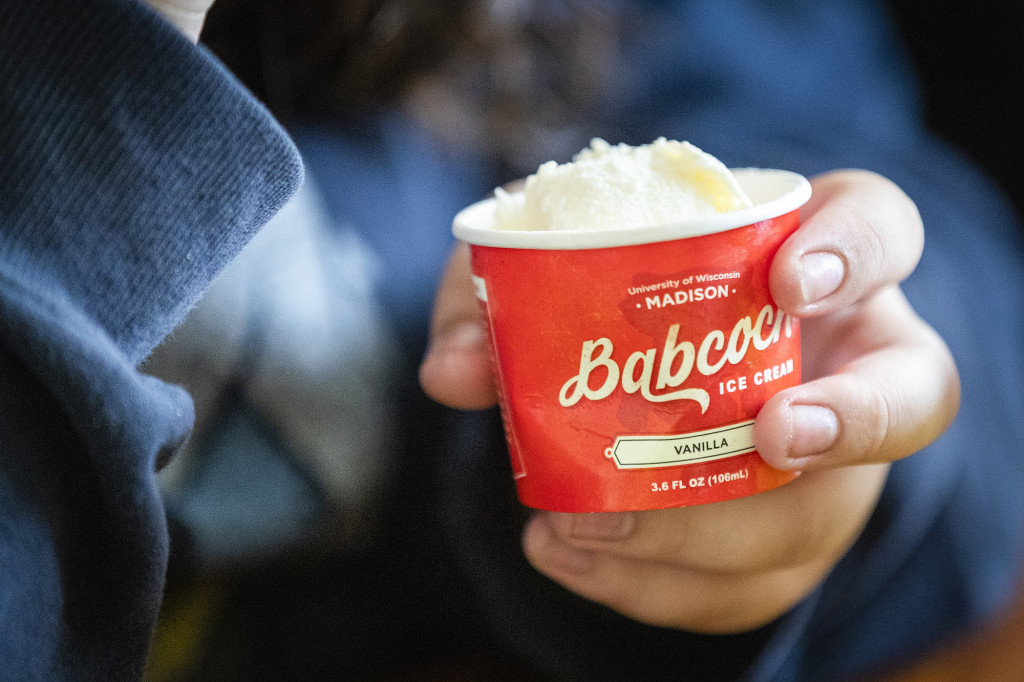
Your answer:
[452,168,811,250]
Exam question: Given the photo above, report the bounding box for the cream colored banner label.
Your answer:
[605,419,756,469]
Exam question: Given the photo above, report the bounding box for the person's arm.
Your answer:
[0,0,301,678]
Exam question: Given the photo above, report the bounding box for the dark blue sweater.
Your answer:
[0,0,301,678]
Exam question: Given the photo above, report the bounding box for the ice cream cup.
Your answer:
[454,168,812,512]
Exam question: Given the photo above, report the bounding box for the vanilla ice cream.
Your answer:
[493,138,752,231]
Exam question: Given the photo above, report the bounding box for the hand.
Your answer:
[141,0,216,42]
[419,169,960,633]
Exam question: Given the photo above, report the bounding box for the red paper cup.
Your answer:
[453,168,812,512]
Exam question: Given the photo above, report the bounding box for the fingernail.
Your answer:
[445,322,488,351]
[422,323,486,371]
[798,252,845,306]
[788,405,839,461]
[570,512,634,541]
[524,517,594,574]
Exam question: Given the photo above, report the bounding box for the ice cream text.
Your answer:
[558,304,794,412]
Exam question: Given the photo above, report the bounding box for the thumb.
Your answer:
[419,243,499,410]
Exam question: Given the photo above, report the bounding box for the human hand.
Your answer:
[141,0,215,42]
[419,169,960,633]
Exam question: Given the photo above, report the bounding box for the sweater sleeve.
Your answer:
[0,0,302,679]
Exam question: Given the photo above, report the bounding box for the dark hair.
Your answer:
[202,0,624,173]
[201,0,475,122]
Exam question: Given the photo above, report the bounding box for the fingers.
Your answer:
[419,243,499,410]
[527,464,886,574]
[524,515,821,632]
[761,171,958,471]
[755,286,961,471]
[771,170,923,317]
[522,462,888,632]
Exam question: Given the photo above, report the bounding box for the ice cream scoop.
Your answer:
[493,138,753,231]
